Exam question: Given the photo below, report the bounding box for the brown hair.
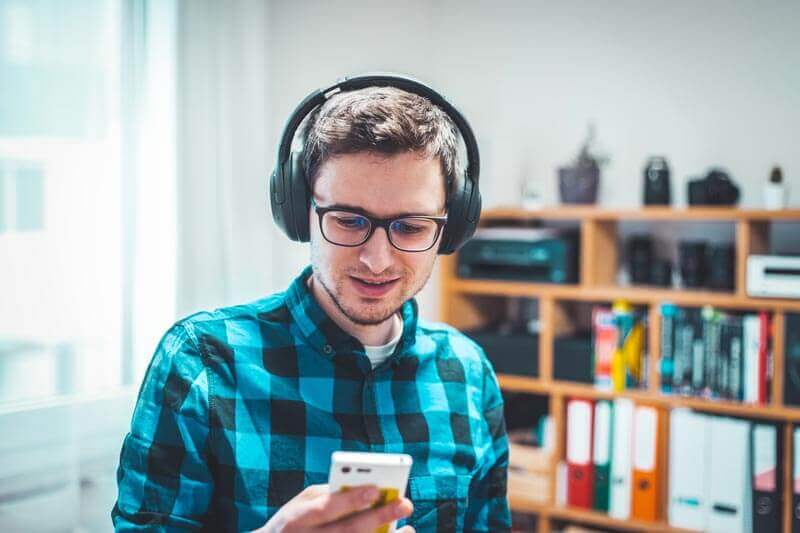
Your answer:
[302,86,461,200]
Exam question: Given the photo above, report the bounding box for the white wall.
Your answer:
[259,0,800,318]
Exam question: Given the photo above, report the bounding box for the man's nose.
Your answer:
[359,226,394,273]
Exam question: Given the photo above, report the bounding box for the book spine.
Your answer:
[675,308,692,395]
[729,317,743,401]
[702,307,716,398]
[660,304,676,394]
[691,309,705,394]
[758,311,770,405]
[719,315,731,399]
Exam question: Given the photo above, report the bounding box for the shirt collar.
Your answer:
[286,266,419,370]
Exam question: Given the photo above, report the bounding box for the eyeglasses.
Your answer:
[312,200,447,252]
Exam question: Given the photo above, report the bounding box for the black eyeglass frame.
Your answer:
[312,200,448,252]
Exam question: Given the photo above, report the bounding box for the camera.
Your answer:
[687,168,740,206]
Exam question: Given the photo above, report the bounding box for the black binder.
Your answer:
[751,422,783,532]
[794,426,800,533]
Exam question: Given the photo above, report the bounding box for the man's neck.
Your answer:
[307,275,401,347]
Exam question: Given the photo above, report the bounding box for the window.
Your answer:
[0,0,177,403]
[0,160,45,232]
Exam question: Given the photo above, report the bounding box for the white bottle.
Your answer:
[764,166,787,210]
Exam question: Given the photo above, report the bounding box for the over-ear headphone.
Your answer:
[269,73,481,255]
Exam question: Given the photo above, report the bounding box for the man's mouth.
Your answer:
[350,276,400,297]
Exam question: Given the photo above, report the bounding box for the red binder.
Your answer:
[758,312,770,404]
[567,398,594,508]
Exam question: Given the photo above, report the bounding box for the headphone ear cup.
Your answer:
[287,151,311,242]
[269,151,310,242]
[269,165,291,239]
[438,173,481,255]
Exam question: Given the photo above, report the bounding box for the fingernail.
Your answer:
[395,499,412,518]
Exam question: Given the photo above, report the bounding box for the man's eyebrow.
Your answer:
[322,202,446,218]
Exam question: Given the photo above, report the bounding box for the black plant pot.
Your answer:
[559,166,599,204]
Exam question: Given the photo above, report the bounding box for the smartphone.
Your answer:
[328,451,413,533]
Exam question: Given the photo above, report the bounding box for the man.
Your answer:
[112,75,511,532]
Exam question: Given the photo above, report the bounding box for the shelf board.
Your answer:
[482,206,800,222]
[447,278,800,311]
[497,375,800,421]
[508,497,699,533]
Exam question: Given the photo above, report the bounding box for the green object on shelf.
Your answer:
[593,400,613,513]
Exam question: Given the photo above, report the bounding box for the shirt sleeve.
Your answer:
[112,324,215,531]
[465,357,512,532]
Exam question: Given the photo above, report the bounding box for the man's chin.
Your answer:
[341,306,398,326]
[335,294,401,325]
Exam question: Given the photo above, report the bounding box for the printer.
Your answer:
[457,227,579,283]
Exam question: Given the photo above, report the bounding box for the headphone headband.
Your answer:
[276,74,480,196]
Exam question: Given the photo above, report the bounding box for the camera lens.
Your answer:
[341,466,350,474]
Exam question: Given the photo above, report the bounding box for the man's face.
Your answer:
[309,151,446,326]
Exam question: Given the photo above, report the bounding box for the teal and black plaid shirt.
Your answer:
[112,266,510,532]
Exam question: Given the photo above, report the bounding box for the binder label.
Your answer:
[753,425,776,491]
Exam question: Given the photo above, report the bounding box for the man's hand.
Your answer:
[252,484,415,532]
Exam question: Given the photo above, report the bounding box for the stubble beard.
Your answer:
[313,266,434,327]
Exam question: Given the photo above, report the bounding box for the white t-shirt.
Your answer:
[363,314,403,369]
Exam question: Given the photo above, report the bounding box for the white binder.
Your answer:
[668,409,710,530]
[567,400,593,467]
[708,416,752,533]
[609,398,634,519]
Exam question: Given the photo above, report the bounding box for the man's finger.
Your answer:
[295,483,328,502]
[324,497,413,532]
[295,484,380,526]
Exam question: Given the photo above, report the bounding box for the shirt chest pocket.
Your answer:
[401,474,471,532]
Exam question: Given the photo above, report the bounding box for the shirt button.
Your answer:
[323,344,333,354]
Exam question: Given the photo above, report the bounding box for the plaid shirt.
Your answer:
[112,266,510,532]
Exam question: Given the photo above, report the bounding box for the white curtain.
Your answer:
[0,0,178,530]
[176,0,277,318]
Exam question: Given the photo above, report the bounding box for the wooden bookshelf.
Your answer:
[439,206,800,533]
[497,375,800,422]
[509,496,699,533]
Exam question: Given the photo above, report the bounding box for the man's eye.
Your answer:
[392,220,425,235]
[333,215,368,230]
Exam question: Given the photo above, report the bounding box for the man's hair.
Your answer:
[302,86,462,201]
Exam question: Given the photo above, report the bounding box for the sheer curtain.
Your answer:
[1,0,279,528]
[176,0,276,319]
[0,1,178,531]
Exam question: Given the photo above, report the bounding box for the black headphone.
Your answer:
[269,73,481,255]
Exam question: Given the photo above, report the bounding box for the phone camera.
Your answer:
[341,466,351,474]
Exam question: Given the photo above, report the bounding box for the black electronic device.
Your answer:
[651,259,673,287]
[679,240,708,288]
[687,168,740,206]
[553,335,593,383]
[465,330,593,383]
[626,235,654,284]
[465,329,538,377]
[457,227,579,283]
[643,156,671,205]
[269,73,481,255]
[707,244,735,291]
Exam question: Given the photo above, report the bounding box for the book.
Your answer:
[660,303,676,393]
[592,307,616,390]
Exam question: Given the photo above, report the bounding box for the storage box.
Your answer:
[508,428,552,504]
